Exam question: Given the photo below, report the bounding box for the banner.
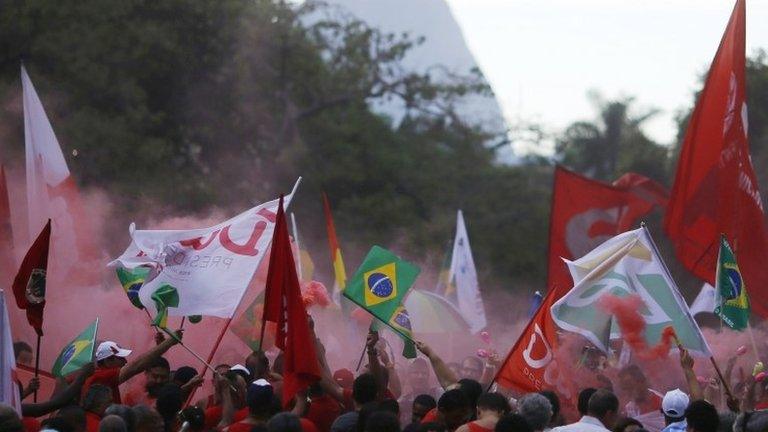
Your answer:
[448,210,487,334]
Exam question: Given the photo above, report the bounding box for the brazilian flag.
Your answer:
[345,246,420,358]
[52,319,98,377]
[116,267,149,309]
[151,285,179,328]
[715,235,750,330]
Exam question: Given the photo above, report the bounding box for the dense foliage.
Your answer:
[0,1,766,298]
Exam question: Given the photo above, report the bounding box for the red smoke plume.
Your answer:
[598,294,675,360]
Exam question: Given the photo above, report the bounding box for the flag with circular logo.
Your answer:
[51,318,98,377]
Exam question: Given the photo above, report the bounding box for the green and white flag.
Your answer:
[714,236,750,330]
[551,227,711,356]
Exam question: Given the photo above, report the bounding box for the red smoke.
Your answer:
[302,281,331,308]
[598,294,675,360]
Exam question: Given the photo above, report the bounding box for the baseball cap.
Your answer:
[333,368,354,389]
[95,341,132,361]
[247,378,274,409]
[662,388,690,418]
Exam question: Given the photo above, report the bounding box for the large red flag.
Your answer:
[494,288,559,393]
[547,166,667,295]
[663,1,768,317]
[262,196,321,405]
[12,220,50,336]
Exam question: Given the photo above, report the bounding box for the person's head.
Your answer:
[95,341,132,369]
[587,389,620,430]
[612,417,643,432]
[733,410,768,432]
[458,379,483,414]
[132,405,165,432]
[365,411,401,432]
[353,373,378,407]
[229,364,251,383]
[13,341,33,366]
[538,391,561,426]
[476,393,511,419]
[460,356,484,381]
[104,405,135,432]
[517,393,552,432]
[378,399,400,416]
[247,379,275,418]
[437,389,471,432]
[577,388,597,416]
[225,370,249,408]
[409,358,431,391]
[179,406,205,432]
[41,417,75,432]
[684,400,718,432]
[267,412,302,432]
[144,357,171,397]
[57,405,87,432]
[99,414,127,432]
[662,389,690,426]
[155,384,183,427]
[172,366,197,387]
[0,404,22,432]
[333,368,355,390]
[618,365,648,399]
[495,414,532,432]
[246,351,270,379]
[83,384,114,416]
[412,394,437,424]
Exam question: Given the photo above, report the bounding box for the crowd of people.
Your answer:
[2,324,768,432]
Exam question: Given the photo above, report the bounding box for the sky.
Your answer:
[444,0,768,152]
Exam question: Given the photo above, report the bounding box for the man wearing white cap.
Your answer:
[81,330,183,404]
[660,389,689,432]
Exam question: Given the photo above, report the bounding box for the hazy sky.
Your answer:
[444,0,768,151]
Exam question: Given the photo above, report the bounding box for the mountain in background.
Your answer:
[323,0,514,162]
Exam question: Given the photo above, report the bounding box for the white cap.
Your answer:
[253,378,271,386]
[95,341,132,361]
[230,364,250,375]
[662,388,690,418]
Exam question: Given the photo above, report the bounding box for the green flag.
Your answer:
[51,319,98,377]
[116,267,149,309]
[151,285,179,328]
[715,236,750,330]
[345,246,420,358]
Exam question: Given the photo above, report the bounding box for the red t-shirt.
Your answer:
[306,394,342,432]
[22,417,40,432]
[421,408,439,424]
[204,405,249,429]
[467,422,493,432]
[83,367,122,404]
[301,418,319,432]
[85,412,101,432]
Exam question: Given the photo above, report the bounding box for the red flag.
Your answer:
[262,196,321,405]
[663,0,768,317]
[494,287,559,392]
[547,166,667,295]
[12,220,51,336]
[322,193,347,293]
[0,166,15,276]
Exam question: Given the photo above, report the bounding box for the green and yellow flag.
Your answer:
[715,235,750,330]
[345,246,420,358]
[116,267,149,309]
[51,319,98,377]
[151,285,179,328]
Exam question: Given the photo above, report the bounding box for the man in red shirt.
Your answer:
[82,329,182,404]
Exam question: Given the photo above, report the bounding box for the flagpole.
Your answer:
[33,333,40,402]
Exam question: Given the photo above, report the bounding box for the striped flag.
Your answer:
[322,193,348,302]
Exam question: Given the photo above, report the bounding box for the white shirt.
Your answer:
[551,416,610,432]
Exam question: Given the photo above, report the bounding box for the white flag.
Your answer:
[551,227,711,356]
[448,210,487,334]
[110,180,299,319]
[22,65,94,275]
[689,283,716,317]
[0,291,21,413]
